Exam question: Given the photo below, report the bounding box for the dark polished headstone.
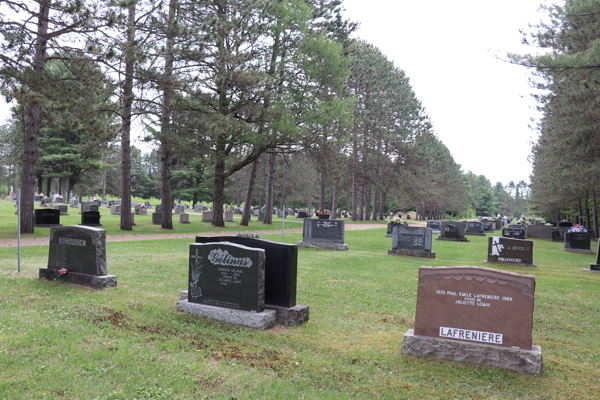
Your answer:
[502,227,526,240]
[302,218,344,244]
[152,212,162,225]
[527,225,554,240]
[188,242,265,312]
[296,210,308,219]
[486,236,535,266]
[564,232,592,253]
[196,236,297,308]
[427,221,441,232]
[47,226,107,275]
[34,209,61,226]
[80,211,101,226]
[437,221,468,241]
[466,221,484,234]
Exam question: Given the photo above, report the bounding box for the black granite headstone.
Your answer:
[297,210,308,218]
[502,228,526,240]
[196,236,297,308]
[427,221,441,231]
[467,221,483,233]
[81,211,101,226]
[302,218,344,244]
[188,242,265,312]
[439,221,467,241]
[34,209,61,226]
[444,224,458,239]
[258,210,265,222]
[48,226,107,275]
[565,232,591,251]
[487,236,534,265]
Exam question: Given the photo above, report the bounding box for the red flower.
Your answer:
[58,268,68,276]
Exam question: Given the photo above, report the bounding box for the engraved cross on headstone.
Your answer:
[189,247,204,298]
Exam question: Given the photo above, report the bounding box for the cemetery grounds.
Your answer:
[0,202,598,399]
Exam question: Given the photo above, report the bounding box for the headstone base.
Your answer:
[388,249,436,259]
[564,248,593,254]
[265,304,309,326]
[584,267,600,273]
[34,224,62,228]
[39,268,116,290]
[403,329,543,375]
[435,237,470,242]
[589,263,600,271]
[465,232,486,236]
[78,223,103,227]
[176,299,276,330]
[483,260,537,268]
[384,234,392,237]
[297,241,349,251]
[181,290,310,326]
[179,221,191,224]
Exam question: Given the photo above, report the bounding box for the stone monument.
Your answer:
[297,218,348,251]
[388,226,435,259]
[403,266,543,375]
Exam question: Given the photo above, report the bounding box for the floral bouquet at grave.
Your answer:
[390,216,404,224]
[568,224,587,233]
[316,210,331,216]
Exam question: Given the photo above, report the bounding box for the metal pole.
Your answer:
[16,188,20,273]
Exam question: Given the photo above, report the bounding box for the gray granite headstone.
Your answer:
[48,226,107,275]
[466,221,483,234]
[188,242,266,312]
[302,218,344,244]
[202,211,213,222]
[393,226,432,251]
[440,221,467,240]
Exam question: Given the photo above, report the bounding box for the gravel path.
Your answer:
[0,223,386,248]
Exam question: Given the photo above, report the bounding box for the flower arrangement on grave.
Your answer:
[390,216,404,224]
[58,268,68,275]
[568,224,587,233]
[236,232,261,238]
[316,210,331,216]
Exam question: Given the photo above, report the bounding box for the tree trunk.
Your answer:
[358,183,365,220]
[264,152,276,224]
[371,190,378,220]
[379,192,386,220]
[241,159,260,226]
[331,183,337,220]
[365,184,371,220]
[592,189,598,238]
[45,178,52,197]
[212,159,226,227]
[120,2,136,231]
[351,135,358,221]
[319,171,325,212]
[159,0,177,230]
[36,174,43,194]
[20,1,50,233]
[584,190,590,229]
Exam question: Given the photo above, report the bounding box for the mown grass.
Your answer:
[0,203,598,399]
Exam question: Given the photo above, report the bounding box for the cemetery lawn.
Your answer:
[0,228,598,399]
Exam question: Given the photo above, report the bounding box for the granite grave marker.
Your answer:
[486,236,535,266]
[389,226,435,258]
[297,218,348,250]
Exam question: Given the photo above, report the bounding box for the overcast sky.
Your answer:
[342,0,547,186]
[1,0,546,187]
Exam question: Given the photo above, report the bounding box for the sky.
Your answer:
[341,0,547,186]
[0,0,546,187]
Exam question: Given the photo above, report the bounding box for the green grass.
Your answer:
[0,203,599,399]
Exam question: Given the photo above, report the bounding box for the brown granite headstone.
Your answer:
[414,266,535,350]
